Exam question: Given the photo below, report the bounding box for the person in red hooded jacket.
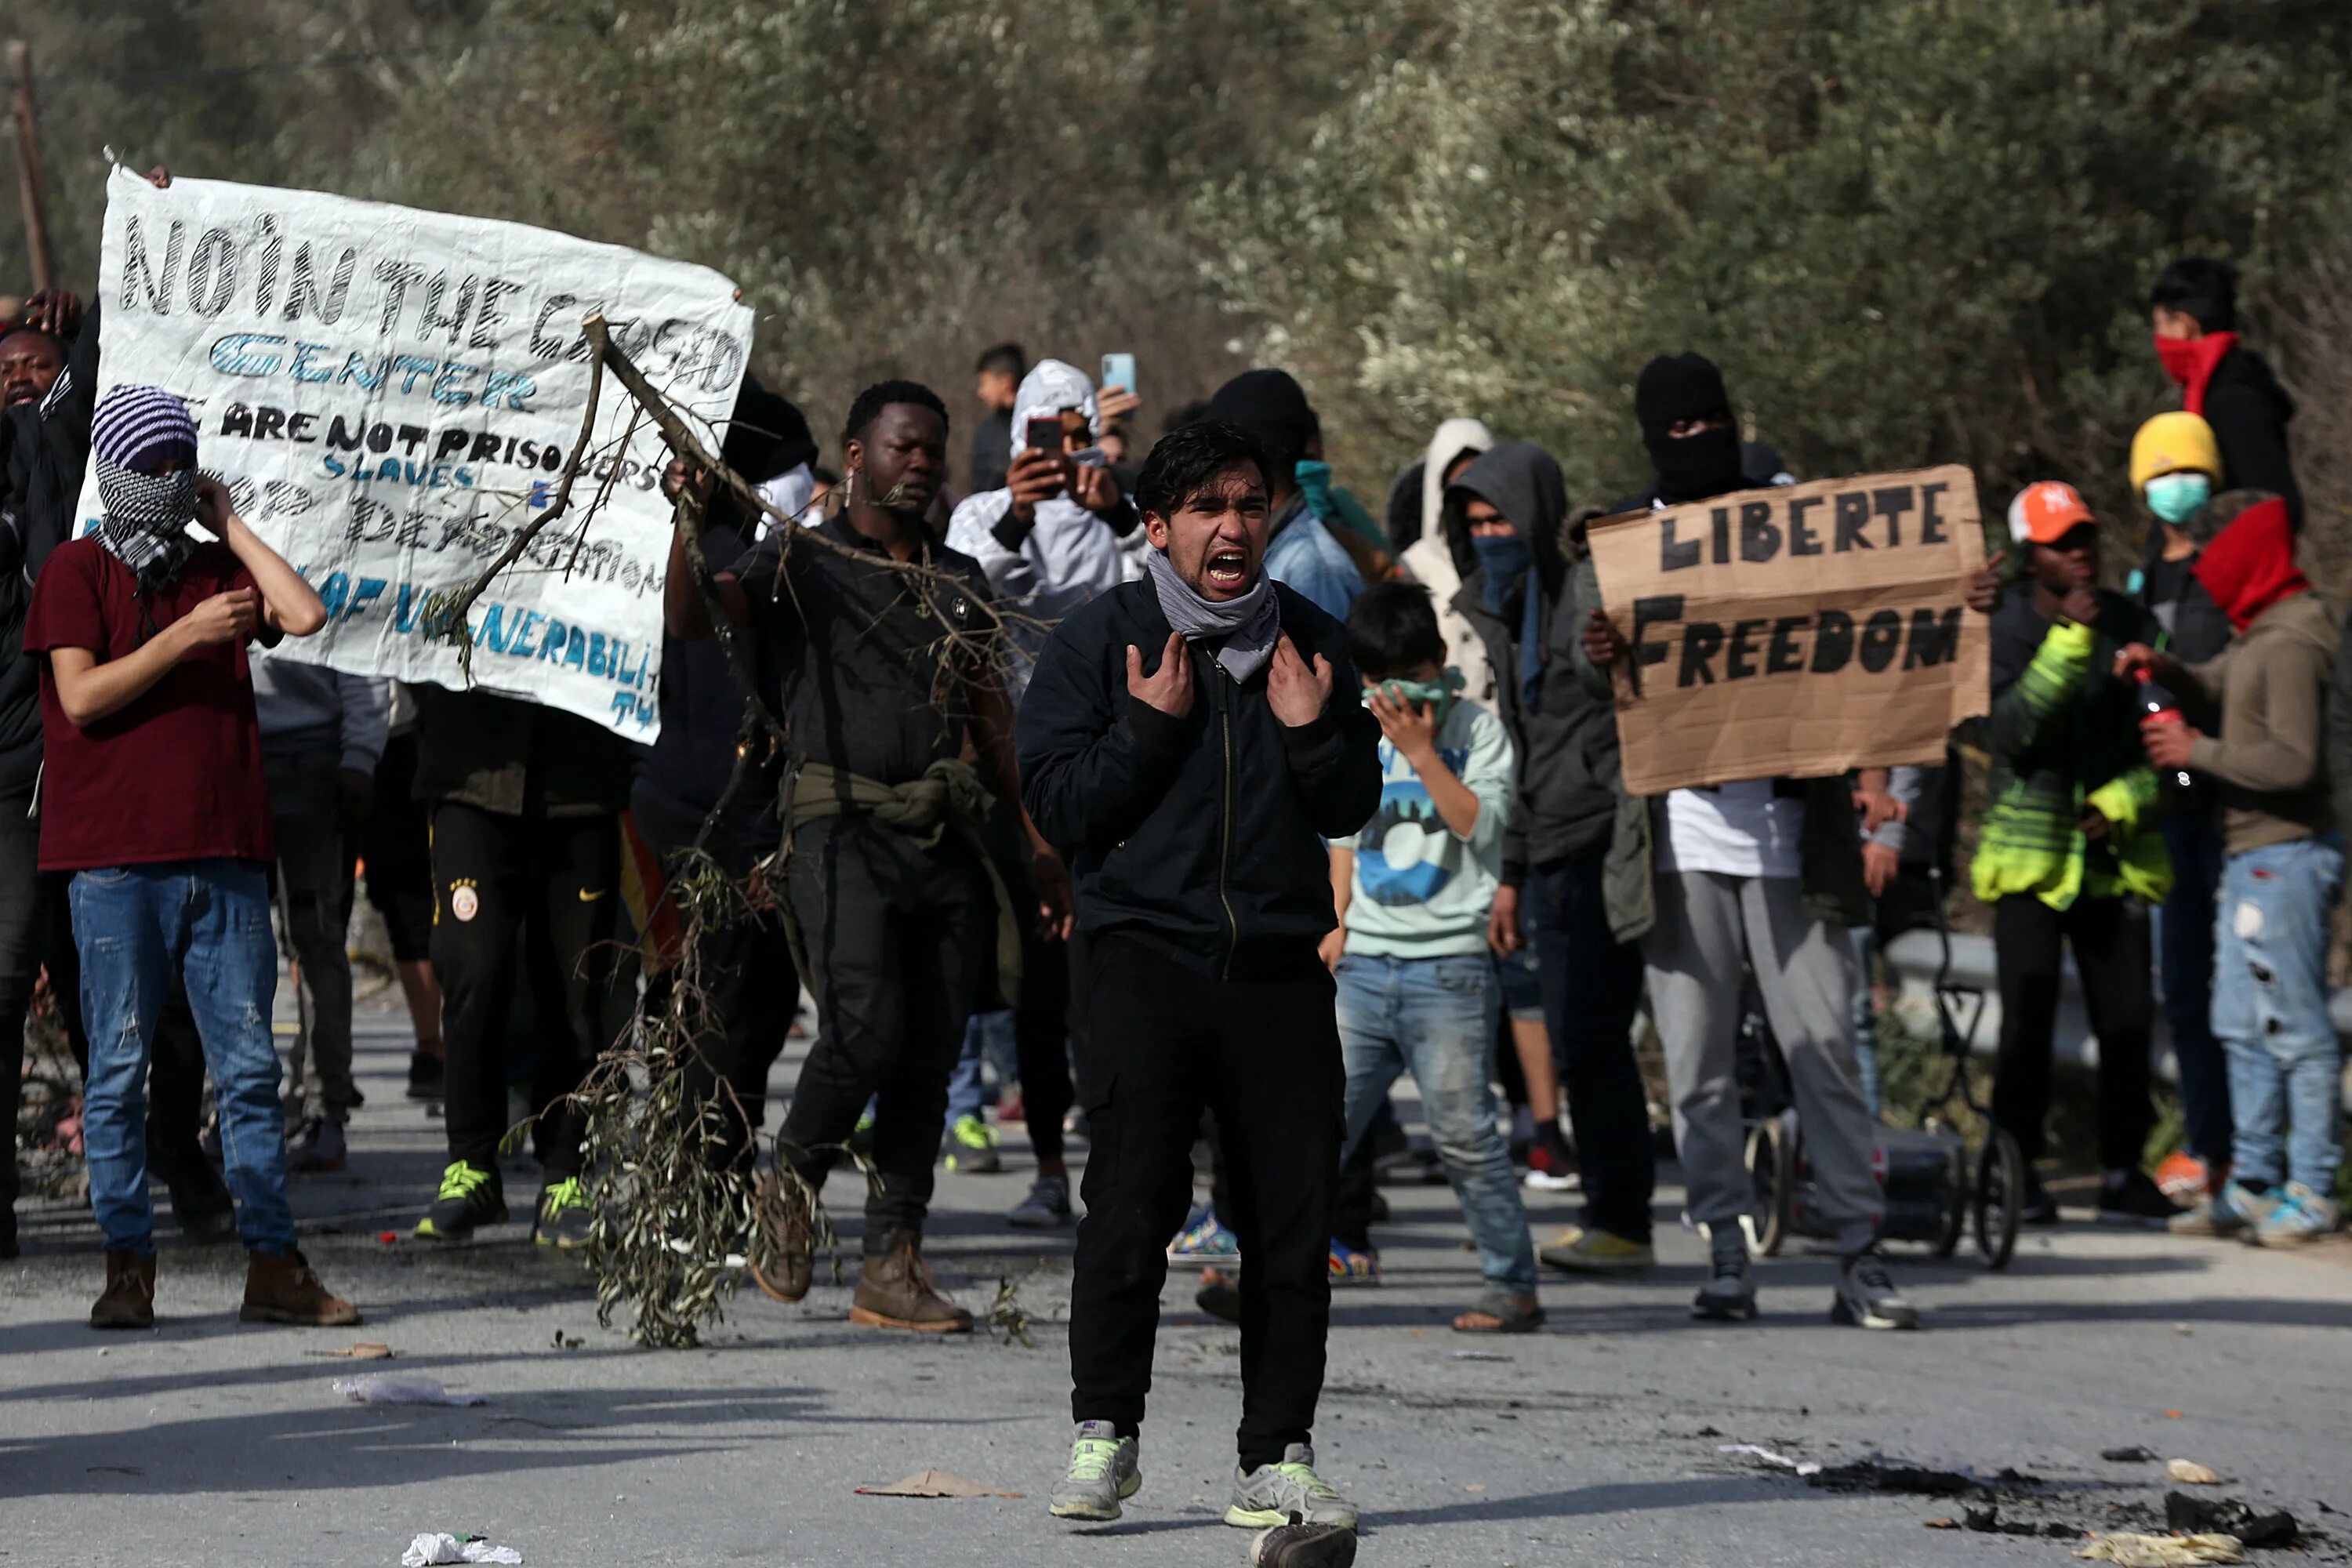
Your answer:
[2120,491,2341,1247]
[2148,259,2303,527]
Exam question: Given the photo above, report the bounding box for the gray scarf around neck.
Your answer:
[1143,546,1280,683]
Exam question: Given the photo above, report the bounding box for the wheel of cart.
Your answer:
[1972,1125,2024,1269]
[1740,1109,1797,1257]
[1913,866,2020,1270]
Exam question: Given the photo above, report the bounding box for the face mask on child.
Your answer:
[1362,668,1466,728]
[2144,470,2212,527]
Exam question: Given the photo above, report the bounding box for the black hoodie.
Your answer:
[0,300,100,802]
[630,375,815,866]
[2198,343,2301,527]
[1442,441,1617,878]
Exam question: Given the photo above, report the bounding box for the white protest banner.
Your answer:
[1588,464,1990,795]
[76,165,755,736]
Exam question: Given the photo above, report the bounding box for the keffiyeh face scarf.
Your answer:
[93,456,200,593]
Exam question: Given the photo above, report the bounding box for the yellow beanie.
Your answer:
[2130,412,2220,494]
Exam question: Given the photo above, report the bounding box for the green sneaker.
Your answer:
[415,1162,506,1242]
[1537,1225,1655,1273]
[1049,1420,1141,1521]
[1226,1443,1357,1530]
[944,1112,1003,1174]
[535,1176,593,1249]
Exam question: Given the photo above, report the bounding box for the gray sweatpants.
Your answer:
[1643,871,1883,1250]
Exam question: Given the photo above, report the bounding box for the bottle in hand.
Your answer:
[2136,670,2194,789]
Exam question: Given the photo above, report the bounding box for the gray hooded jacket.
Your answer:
[1442,441,1620,881]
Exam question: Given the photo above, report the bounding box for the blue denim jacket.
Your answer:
[1262,502,1364,622]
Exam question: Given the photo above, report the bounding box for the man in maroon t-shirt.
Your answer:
[25,383,355,1330]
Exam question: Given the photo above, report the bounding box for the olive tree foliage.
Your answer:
[7,0,2347,526]
[354,0,1420,441]
[1206,0,2352,524]
[6,0,1417,446]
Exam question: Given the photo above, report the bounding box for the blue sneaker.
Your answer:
[1167,1203,1241,1269]
[2249,1181,2342,1248]
[2169,1181,2282,1239]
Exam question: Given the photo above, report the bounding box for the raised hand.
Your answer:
[1265,633,1333,727]
[1005,446,1065,525]
[1367,682,1439,760]
[1965,550,2007,615]
[1069,460,1123,517]
[1125,631,1194,718]
[180,588,260,649]
[1582,608,1627,669]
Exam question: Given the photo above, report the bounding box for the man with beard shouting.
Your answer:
[668,379,1065,1332]
[1018,420,1382,1531]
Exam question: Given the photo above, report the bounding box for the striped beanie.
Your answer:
[91,384,198,473]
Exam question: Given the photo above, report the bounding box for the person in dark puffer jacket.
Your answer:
[1021,419,1378,1531]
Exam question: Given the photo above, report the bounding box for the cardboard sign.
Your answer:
[77,166,754,736]
[1588,464,1989,794]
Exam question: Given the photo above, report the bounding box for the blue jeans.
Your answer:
[2211,835,2344,1194]
[71,860,296,1256]
[2159,811,2231,1167]
[1335,952,1537,1292]
[944,1009,1019,1126]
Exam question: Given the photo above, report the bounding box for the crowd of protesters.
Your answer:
[2,219,2344,1544]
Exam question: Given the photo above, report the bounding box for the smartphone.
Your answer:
[1025,416,1063,452]
[1099,352,1136,395]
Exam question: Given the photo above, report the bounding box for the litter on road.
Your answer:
[399,1534,524,1566]
[334,1375,486,1407]
[855,1469,1022,1499]
[1718,1443,1822,1478]
[2076,1532,2243,1566]
[2164,1493,2299,1549]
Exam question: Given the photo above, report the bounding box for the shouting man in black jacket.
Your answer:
[1021,420,1381,1532]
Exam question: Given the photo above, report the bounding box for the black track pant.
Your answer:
[430,803,619,1180]
[1528,845,1657,1242]
[989,824,1073,1167]
[632,791,799,1174]
[1068,935,1344,1470]
[1991,893,2154,1170]
[778,815,989,1250]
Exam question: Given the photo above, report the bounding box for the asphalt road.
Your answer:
[5,994,2348,1568]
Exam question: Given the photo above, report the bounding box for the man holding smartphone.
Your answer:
[946,359,1138,1227]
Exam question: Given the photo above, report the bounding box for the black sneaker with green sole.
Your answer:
[415,1162,506,1242]
[535,1176,593,1249]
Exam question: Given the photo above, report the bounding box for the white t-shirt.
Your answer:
[1657,781,1803,880]
[754,463,818,538]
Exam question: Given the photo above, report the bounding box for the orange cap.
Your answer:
[2006,481,2095,546]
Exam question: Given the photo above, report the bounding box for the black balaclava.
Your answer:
[1204,368,1317,478]
[1635,352,1744,503]
[722,372,818,485]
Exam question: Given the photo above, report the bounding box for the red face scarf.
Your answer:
[2191,495,2306,633]
[2154,330,2237,416]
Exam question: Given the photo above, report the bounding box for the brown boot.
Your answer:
[91,1252,157,1330]
[849,1230,972,1334]
[240,1249,361,1327]
[749,1168,818,1303]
